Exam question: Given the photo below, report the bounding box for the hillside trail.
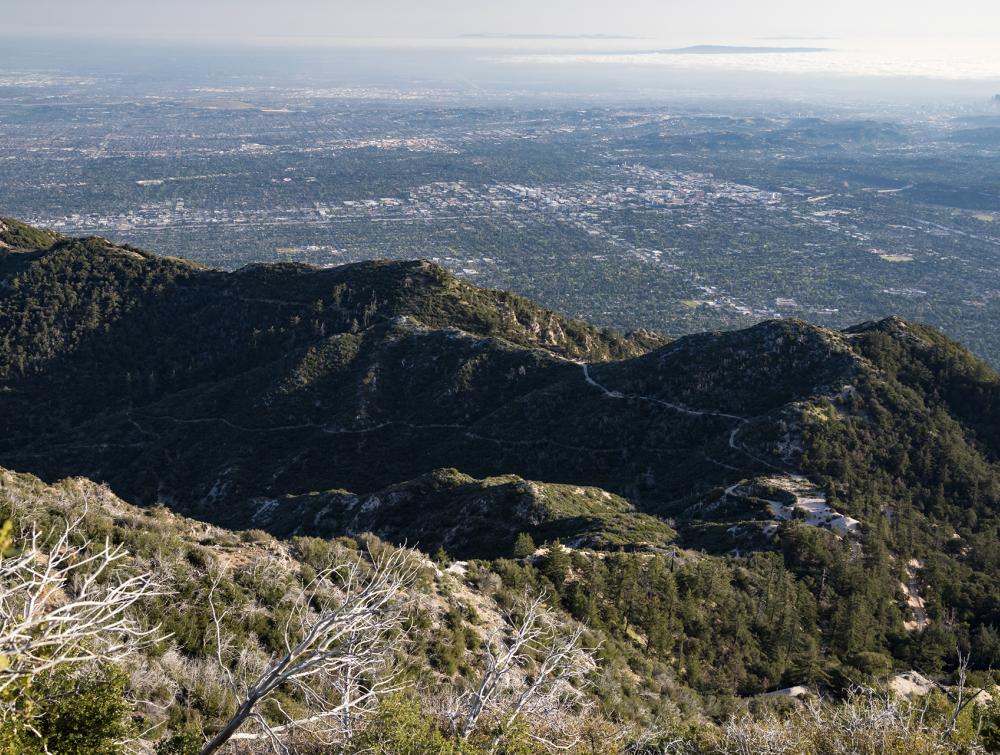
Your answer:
[579,362,781,471]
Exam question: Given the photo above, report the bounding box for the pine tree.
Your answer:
[512,532,536,559]
[542,540,571,589]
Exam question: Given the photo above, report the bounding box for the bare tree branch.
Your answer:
[0,517,166,705]
[453,590,598,751]
[200,546,417,754]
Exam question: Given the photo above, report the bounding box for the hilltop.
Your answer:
[256,467,675,559]
[0,216,63,251]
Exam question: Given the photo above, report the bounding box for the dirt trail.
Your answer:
[903,558,928,632]
[580,362,780,470]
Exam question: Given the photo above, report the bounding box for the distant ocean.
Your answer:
[498,37,1000,82]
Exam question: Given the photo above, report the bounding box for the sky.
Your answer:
[6,0,1000,43]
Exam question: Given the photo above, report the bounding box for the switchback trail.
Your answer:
[579,362,781,471]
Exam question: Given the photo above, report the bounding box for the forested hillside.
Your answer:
[3,221,1000,752]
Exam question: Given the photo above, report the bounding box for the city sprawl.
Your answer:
[2,70,999,361]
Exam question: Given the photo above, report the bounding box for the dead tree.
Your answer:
[0,518,164,705]
[454,591,597,751]
[201,546,417,755]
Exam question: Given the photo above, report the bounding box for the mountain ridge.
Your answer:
[2,222,999,557]
[6,218,1000,746]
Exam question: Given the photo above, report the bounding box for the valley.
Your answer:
[2,66,1000,366]
[3,9,1000,750]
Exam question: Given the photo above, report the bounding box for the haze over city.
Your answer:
[7,0,1000,43]
[6,0,1000,87]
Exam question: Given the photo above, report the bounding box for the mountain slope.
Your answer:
[0,216,63,251]
[254,467,675,559]
[5,219,1000,725]
[8,463,988,753]
[3,225,1000,553]
[0,464,650,751]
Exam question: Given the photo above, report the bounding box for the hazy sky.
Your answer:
[6,0,1000,43]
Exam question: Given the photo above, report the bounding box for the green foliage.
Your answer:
[272,471,674,560]
[154,727,203,755]
[0,518,12,555]
[541,540,571,588]
[5,227,1000,750]
[0,217,62,251]
[512,532,536,559]
[979,698,1000,753]
[346,693,546,754]
[2,461,999,752]
[346,694,465,754]
[0,666,134,755]
[429,604,480,677]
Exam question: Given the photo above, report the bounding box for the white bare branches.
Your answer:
[0,516,165,701]
[457,592,548,740]
[453,590,598,751]
[716,686,985,755]
[201,546,418,755]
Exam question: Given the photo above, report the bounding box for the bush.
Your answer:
[155,728,203,755]
[1,665,134,755]
[512,532,536,559]
[346,694,463,754]
[710,688,986,755]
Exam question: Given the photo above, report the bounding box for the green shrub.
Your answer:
[512,532,536,559]
[346,694,463,754]
[1,665,134,755]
